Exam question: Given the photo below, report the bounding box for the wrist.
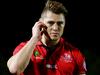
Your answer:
[30,36,39,43]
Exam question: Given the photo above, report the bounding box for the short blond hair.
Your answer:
[41,0,68,16]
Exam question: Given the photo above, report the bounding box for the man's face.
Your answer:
[42,11,65,41]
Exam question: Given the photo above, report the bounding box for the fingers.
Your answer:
[32,20,48,39]
[35,21,47,31]
[39,22,47,30]
[40,27,51,40]
[40,27,47,35]
[37,21,50,39]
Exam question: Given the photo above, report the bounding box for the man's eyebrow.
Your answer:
[47,21,64,23]
[57,21,63,23]
[57,21,64,24]
[47,21,55,24]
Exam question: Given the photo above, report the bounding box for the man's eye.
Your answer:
[57,22,63,26]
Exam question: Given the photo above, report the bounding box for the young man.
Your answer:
[7,0,87,75]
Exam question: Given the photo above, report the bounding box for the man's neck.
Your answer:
[41,35,60,47]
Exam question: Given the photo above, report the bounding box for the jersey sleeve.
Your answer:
[72,49,87,74]
[13,42,26,55]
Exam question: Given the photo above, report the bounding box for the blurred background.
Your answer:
[0,0,100,75]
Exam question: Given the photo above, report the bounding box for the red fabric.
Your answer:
[13,38,87,75]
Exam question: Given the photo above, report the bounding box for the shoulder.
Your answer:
[61,38,78,50]
[61,38,84,58]
[13,41,28,55]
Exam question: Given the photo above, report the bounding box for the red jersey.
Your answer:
[13,38,87,75]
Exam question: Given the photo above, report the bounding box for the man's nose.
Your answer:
[52,23,59,30]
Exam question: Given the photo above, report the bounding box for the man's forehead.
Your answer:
[44,14,65,20]
[44,18,64,22]
[41,11,65,18]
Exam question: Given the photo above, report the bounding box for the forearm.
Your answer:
[7,36,38,74]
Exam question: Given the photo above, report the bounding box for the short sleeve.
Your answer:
[72,49,87,74]
[13,42,26,55]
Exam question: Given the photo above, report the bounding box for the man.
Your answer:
[7,0,87,75]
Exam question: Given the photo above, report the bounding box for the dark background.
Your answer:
[0,0,100,75]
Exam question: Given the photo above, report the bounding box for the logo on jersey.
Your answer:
[60,53,73,63]
[34,50,44,60]
[34,50,40,57]
[46,64,58,69]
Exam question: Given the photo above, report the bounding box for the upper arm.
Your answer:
[13,42,26,55]
[72,49,87,74]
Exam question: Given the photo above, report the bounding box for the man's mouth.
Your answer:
[50,33,59,36]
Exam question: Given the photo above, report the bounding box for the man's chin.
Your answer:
[50,37,60,41]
